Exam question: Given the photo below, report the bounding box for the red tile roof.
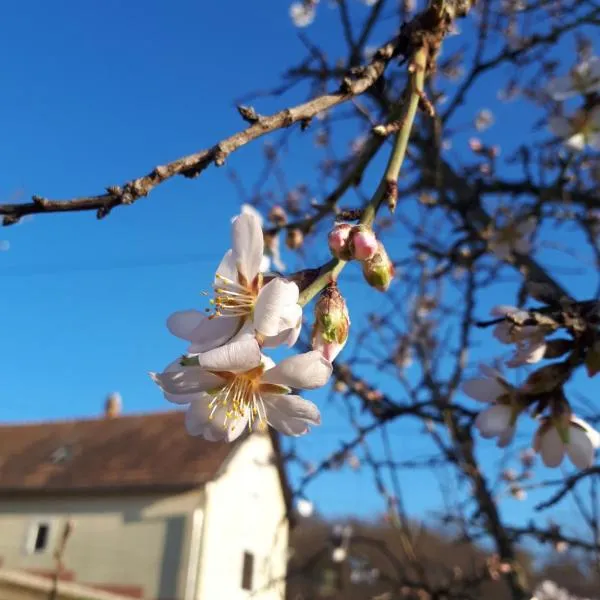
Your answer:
[0,411,236,493]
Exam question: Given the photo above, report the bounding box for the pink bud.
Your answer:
[349,225,378,260]
[311,284,350,362]
[328,223,353,260]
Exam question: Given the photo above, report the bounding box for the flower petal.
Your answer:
[232,212,264,282]
[185,315,240,354]
[566,133,585,151]
[262,322,302,348]
[150,360,224,398]
[461,378,505,403]
[167,310,205,340]
[197,338,262,372]
[538,428,565,468]
[548,115,572,139]
[497,425,516,448]
[262,393,321,436]
[546,75,575,101]
[254,279,300,337]
[215,249,238,283]
[566,425,596,469]
[475,405,512,438]
[185,398,249,442]
[571,416,600,448]
[262,351,332,389]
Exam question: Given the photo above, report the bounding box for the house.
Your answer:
[0,400,291,600]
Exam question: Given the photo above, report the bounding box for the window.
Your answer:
[33,523,49,551]
[241,551,254,591]
[25,521,52,554]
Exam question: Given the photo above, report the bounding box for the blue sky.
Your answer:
[1,0,598,551]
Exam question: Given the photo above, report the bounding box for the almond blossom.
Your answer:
[547,56,600,100]
[462,366,521,447]
[534,415,600,469]
[151,337,332,442]
[490,305,550,367]
[549,106,600,151]
[488,217,536,260]
[290,1,317,27]
[167,211,301,352]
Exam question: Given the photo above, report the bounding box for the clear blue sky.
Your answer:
[1,0,597,549]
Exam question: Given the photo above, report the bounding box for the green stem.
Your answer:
[298,45,429,308]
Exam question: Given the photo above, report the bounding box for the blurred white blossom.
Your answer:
[549,106,600,151]
[547,57,600,100]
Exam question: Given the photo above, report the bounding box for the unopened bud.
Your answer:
[328,223,353,260]
[311,284,350,362]
[469,137,483,152]
[268,205,287,226]
[286,227,304,250]
[361,242,394,292]
[349,225,378,260]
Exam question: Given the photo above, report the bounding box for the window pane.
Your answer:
[34,524,49,551]
[241,551,254,591]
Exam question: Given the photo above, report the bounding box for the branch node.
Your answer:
[32,195,49,207]
[237,105,262,124]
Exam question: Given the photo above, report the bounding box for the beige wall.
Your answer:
[0,489,203,600]
[195,432,289,600]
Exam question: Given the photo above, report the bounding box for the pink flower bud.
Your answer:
[349,225,378,260]
[361,242,395,292]
[328,223,353,260]
[311,284,350,362]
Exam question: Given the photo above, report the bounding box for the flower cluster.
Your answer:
[467,296,600,469]
[151,210,336,442]
[463,366,600,469]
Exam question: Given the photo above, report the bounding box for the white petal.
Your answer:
[254,279,300,337]
[259,254,271,274]
[490,305,519,317]
[150,360,224,398]
[506,340,546,367]
[262,351,332,389]
[185,316,240,354]
[185,399,249,442]
[232,212,264,282]
[538,428,565,468]
[166,310,206,340]
[571,416,600,448]
[261,323,302,348]
[548,115,572,139]
[240,204,264,226]
[197,338,262,372]
[262,393,321,436]
[215,249,238,283]
[566,133,585,151]
[461,378,505,403]
[497,425,516,448]
[493,322,514,344]
[184,395,213,434]
[546,75,575,100]
[475,405,512,438]
[566,425,596,469]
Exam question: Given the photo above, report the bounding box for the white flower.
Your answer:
[237,204,284,273]
[462,366,519,447]
[475,109,494,131]
[549,106,600,151]
[489,306,550,367]
[534,415,600,469]
[488,217,536,260]
[151,338,332,442]
[167,211,301,352]
[332,547,347,563]
[290,1,316,27]
[547,57,600,100]
[296,498,314,518]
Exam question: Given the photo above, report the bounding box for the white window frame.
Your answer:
[24,518,55,555]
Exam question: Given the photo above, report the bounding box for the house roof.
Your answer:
[0,410,241,493]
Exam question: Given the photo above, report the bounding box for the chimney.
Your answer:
[104,392,122,419]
